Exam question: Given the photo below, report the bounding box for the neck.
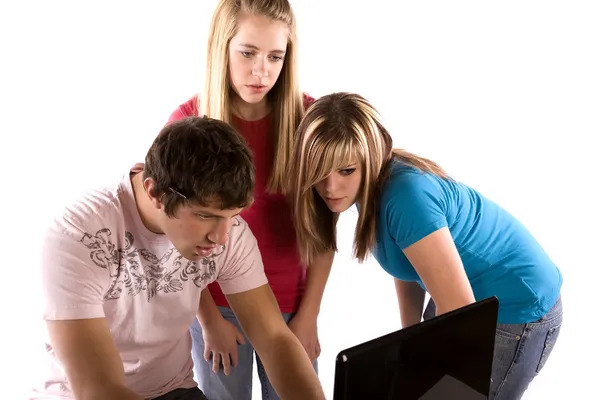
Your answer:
[131,172,164,234]
[231,93,270,121]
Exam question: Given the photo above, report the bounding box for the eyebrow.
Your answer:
[239,43,286,55]
[193,209,242,218]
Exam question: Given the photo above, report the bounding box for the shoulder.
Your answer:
[378,163,450,247]
[379,162,448,222]
[217,215,261,272]
[214,215,267,293]
[167,94,199,123]
[302,92,316,111]
[225,216,256,250]
[44,178,128,248]
[382,163,442,204]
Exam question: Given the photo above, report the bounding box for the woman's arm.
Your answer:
[288,251,334,361]
[296,251,335,321]
[402,227,475,316]
[394,279,426,328]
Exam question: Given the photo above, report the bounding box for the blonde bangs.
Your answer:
[302,128,361,192]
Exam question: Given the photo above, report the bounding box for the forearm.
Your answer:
[80,384,143,400]
[394,279,426,328]
[67,360,142,400]
[47,319,143,400]
[296,251,334,319]
[197,288,223,327]
[257,332,325,400]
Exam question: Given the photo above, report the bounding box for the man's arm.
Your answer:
[196,287,222,325]
[394,279,426,328]
[226,285,325,400]
[47,318,142,400]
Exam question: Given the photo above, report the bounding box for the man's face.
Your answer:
[158,202,243,261]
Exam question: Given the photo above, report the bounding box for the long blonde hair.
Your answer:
[288,92,449,265]
[201,0,304,194]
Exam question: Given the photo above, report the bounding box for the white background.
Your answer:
[1,0,598,398]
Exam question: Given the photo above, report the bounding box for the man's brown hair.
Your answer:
[143,116,255,217]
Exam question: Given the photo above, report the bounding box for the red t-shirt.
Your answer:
[167,93,316,313]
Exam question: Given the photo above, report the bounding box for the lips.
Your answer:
[246,84,267,95]
[196,246,215,257]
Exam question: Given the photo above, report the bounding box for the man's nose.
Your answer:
[208,219,230,246]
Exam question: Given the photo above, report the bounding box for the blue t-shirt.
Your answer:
[372,161,562,324]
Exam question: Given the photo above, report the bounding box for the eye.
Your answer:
[269,55,283,62]
[241,51,253,58]
[340,168,356,176]
[196,214,211,220]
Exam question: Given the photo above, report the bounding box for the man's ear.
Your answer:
[143,178,163,210]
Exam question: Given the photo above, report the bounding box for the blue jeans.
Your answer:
[190,306,319,400]
[423,295,563,400]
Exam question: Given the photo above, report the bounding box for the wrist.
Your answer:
[295,304,320,322]
[197,306,223,328]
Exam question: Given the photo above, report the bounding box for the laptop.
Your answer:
[332,296,499,400]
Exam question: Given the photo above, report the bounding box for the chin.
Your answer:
[179,251,201,262]
[329,204,352,213]
[241,92,268,104]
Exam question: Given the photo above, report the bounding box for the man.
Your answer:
[31,117,325,400]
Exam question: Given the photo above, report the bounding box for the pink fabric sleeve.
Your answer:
[216,219,268,295]
[40,216,110,321]
[167,96,198,123]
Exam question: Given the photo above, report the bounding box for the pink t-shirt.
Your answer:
[30,164,268,399]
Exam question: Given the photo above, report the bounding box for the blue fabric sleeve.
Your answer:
[384,173,449,249]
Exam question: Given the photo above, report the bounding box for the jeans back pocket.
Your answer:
[536,323,562,373]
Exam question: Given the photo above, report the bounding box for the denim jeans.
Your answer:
[190,306,319,400]
[423,295,563,400]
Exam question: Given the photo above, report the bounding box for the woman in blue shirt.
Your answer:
[288,92,563,400]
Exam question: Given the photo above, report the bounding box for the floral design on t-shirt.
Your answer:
[79,225,233,302]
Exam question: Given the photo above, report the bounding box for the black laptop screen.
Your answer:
[333,297,498,400]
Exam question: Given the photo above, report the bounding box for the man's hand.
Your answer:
[201,316,245,375]
[288,313,320,362]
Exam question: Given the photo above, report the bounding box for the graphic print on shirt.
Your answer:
[78,219,241,302]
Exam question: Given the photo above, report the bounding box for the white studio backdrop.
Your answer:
[1,0,598,398]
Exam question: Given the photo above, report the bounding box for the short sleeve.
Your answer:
[302,92,316,111]
[384,172,449,249]
[167,95,199,124]
[216,219,268,295]
[40,216,110,321]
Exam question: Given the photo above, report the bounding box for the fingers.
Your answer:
[212,352,221,374]
[230,346,239,368]
[204,348,211,362]
[235,329,246,345]
[313,339,321,361]
[221,352,232,376]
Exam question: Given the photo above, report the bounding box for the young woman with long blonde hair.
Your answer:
[167,1,331,399]
[288,92,563,400]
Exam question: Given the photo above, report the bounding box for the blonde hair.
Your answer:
[288,92,449,265]
[200,0,304,194]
